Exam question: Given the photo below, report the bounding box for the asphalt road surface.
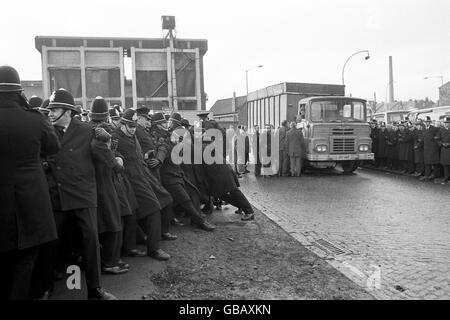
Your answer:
[240,166,450,300]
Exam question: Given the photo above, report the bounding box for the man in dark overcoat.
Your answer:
[0,65,60,300]
[397,122,415,174]
[419,117,441,181]
[46,89,116,300]
[88,97,128,275]
[135,107,177,241]
[151,113,216,231]
[412,121,425,177]
[376,123,387,168]
[202,119,255,221]
[112,109,171,261]
[436,116,450,182]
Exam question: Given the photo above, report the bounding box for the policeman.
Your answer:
[112,109,171,261]
[135,107,178,241]
[151,112,216,231]
[202,120,255,221]
[419,116,441,181]
[0,65,60,300]
[88,97,128,274]
[377,122,387,168]
[38,98,50,117]
[29,95,43,111]
[46,88,116,299]
[109,108,121,128]
[436,116,450,183]
[412,120,425,177]
[397,121,414,174]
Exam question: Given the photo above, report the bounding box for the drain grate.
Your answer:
[313,239,347,256]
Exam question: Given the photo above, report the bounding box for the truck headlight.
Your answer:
[358,144,369,152]
[315,144,328,153]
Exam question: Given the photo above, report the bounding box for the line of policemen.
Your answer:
[369,116,450,183]
[0,65,254,300]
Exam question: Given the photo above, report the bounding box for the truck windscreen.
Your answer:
[310,100,366,123]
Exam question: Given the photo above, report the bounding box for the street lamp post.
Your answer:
[341,50,370,87]
[246,65,263,98]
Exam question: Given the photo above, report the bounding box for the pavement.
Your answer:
[239,165,450,300]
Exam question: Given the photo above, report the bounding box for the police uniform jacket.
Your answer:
[88,121,122,233]
[422,125,440,164]
[47,117,104,211]
[370,127,379,156]
[397,130,414,161]
[135,125,173,209]
[112,128,160,219]
[385,130,398,159]
[376,129,387,158]
[412,130,424,164]
[437,127,450,165]
[0,100,59,253]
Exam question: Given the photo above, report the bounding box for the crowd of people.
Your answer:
[0,65,255,300]
[368,117,450,183]
[228,120,305,178]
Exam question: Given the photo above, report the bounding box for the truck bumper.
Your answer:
[306,153,374,161]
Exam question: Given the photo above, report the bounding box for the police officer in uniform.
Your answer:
[46,88,116,299]
[112,109,171,261]
[88,97,128,274]
[436,116,450,183]
[0,65,60,300]
[151,112,216,232]
[419,116,441,181]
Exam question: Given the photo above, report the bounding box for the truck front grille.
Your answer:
[332,138,355,153]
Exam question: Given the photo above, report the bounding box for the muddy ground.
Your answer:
[51,204,373,300]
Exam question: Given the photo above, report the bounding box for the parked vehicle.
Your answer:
[297,96,373,173]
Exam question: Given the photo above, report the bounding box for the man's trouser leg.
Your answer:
[30,241,57,298]
[282,151,290,176]
[295,157,302,176]
[161,205,174,234]
[121,214,137,253]
[278,150,285,176]
[443,165,450,179]
[73,208,101,290]
[416,163,424,175]
[165,183,205,226]
[99,232,121,267]
[137,211,162,254]
[290,156,296,176]
[0,246,39,300]
[255,162,261,176]
[424,164,432,177]
[433,164,441,177]
[220,189,254,215]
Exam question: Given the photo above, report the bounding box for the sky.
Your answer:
[2,0,449,107]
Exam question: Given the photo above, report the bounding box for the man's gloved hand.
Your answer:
[95,127,111,142]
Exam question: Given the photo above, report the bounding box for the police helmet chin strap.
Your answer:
[51,109,68,124]
[125,124,134,136]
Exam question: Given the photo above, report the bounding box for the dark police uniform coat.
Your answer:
[135,125,173,209]
[0,101,60,253]
[437,127,450,165]
[370,127,379,156]
[385,129,398,159]
[422,125,440,164]
[112,128,160,219]
[412,129,424,164]
[397,130,414,161]
[88,122,122,233]
[152,125,202,205]
[48,118,102,211]
[376,129,387,159]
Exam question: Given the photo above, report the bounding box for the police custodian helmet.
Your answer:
[0,65,23,92]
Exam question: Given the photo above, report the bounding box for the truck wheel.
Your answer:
[342,161,359,174]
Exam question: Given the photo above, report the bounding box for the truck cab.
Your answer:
[297,96,374,173]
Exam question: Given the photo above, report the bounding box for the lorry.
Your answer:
[296,96,374,173]
[245,83,374,174]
